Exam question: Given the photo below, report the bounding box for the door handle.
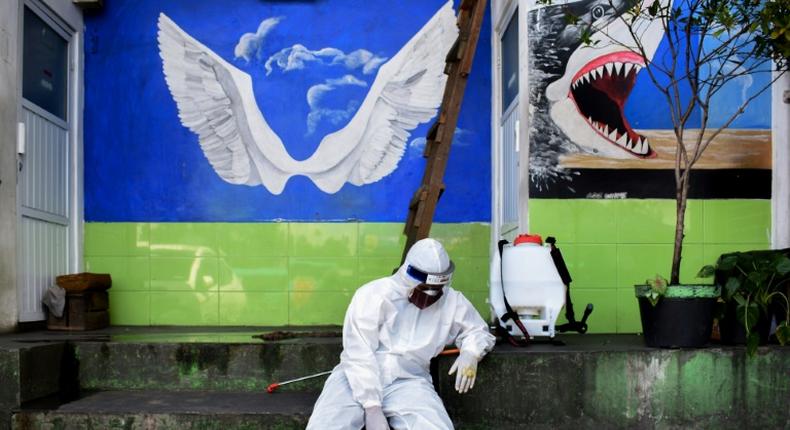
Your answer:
[17,122,24,172]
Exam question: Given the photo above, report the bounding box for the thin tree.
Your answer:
[542,0,789,284]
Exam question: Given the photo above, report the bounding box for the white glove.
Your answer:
[364,406,389,430]
[448,350,479,394]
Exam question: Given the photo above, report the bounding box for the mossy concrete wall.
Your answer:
[0,343,73,430]
[436,343,790,429]
[4,336,789,429]
[74,342,342,393]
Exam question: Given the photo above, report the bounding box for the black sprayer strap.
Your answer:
[545,237,575,323]
[546,236,593,334]
[546,237,572,285]
[497,240,530,345]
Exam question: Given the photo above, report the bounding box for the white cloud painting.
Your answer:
[264,44,388,76]
[233,17,283,62]
[306,75,368,135]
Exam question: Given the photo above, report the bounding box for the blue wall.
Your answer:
[84,0,492,222]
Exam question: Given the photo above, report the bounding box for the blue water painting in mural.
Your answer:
[83,0,492,222]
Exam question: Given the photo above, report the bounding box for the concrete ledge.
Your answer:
[435,336,790,429]
[2,330,789,429]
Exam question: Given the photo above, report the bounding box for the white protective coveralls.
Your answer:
[306,238,495,429]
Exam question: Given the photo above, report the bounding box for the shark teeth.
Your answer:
[585,114,651,155]
[572,62,644,89]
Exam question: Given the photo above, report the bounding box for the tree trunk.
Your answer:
[671,171,689,285]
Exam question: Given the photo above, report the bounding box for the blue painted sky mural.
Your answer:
[84,0,492,222]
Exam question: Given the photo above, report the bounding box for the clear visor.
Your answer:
[406,260,454,286]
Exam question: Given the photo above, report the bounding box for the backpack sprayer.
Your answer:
[489,234,593,345]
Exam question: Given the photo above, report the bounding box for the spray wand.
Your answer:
[266,348,461,393]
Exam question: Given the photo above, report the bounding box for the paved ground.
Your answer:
[27,390,318,415]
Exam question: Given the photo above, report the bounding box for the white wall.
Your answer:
[772,72,790,249]
[0,0,21,332]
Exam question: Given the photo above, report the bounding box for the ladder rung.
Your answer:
[445,38,461,63]
[460,0,477,11]
[422,140,433,158]
[407,187,427,209]
[427,121,440,141]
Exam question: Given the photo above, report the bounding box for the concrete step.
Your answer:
[74,338,342,393]
[13,390,316,430]
[3,329,790,429]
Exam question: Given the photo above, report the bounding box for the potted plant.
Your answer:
[698,250,790,354]
[537,0,789,347]
[635,275,720,347]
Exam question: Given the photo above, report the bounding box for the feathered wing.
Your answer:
[157,13,298,195]
[301,0,458,194]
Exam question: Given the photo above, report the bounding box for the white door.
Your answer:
[493,4,521,239]
[17,3,73,322]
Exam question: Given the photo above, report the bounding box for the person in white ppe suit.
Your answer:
[306,238,495,430]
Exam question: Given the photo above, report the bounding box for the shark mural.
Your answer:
[527,0,771,197]
[158,1,456,195]
[527,0,667,184]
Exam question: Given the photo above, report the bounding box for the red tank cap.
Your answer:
[514,234,543,245]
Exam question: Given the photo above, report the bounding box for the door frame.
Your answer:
[491,0,529,253]
[16,0,83,321]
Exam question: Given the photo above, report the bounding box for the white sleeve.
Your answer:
[340,288,384,408]
[452,293,496,359]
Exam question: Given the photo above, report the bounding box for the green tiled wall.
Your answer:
[530,199,771,334]
[85,200,770,331]
[85,222,491,326]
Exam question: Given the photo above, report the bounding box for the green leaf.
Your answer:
[776,323,790,346]
[746,332,760,357]
[718,255,738,271]
[697,265,716,278]
[736,302,759,330]
[647,290,661,307]
[747,271,769,288]
[724,277,741,299]
[648,0,659,17]
[775,256,790,275]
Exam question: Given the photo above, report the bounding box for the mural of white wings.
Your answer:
[157,1,457,194]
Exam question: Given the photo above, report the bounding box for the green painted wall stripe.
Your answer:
[85,199,770,334]
[85,222,491,327]
[530,199,770,334]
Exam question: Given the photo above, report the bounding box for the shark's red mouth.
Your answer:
[569,51,656,158]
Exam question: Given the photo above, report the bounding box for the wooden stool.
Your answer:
[47,273,111,331]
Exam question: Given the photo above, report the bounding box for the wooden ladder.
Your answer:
[400,0,488,264]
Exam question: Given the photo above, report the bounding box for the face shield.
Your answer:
[406,261,455,309]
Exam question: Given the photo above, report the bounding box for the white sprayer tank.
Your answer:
[489,238,566,338]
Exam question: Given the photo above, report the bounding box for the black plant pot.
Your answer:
[719,302,772,345]
[635,285,720,348]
